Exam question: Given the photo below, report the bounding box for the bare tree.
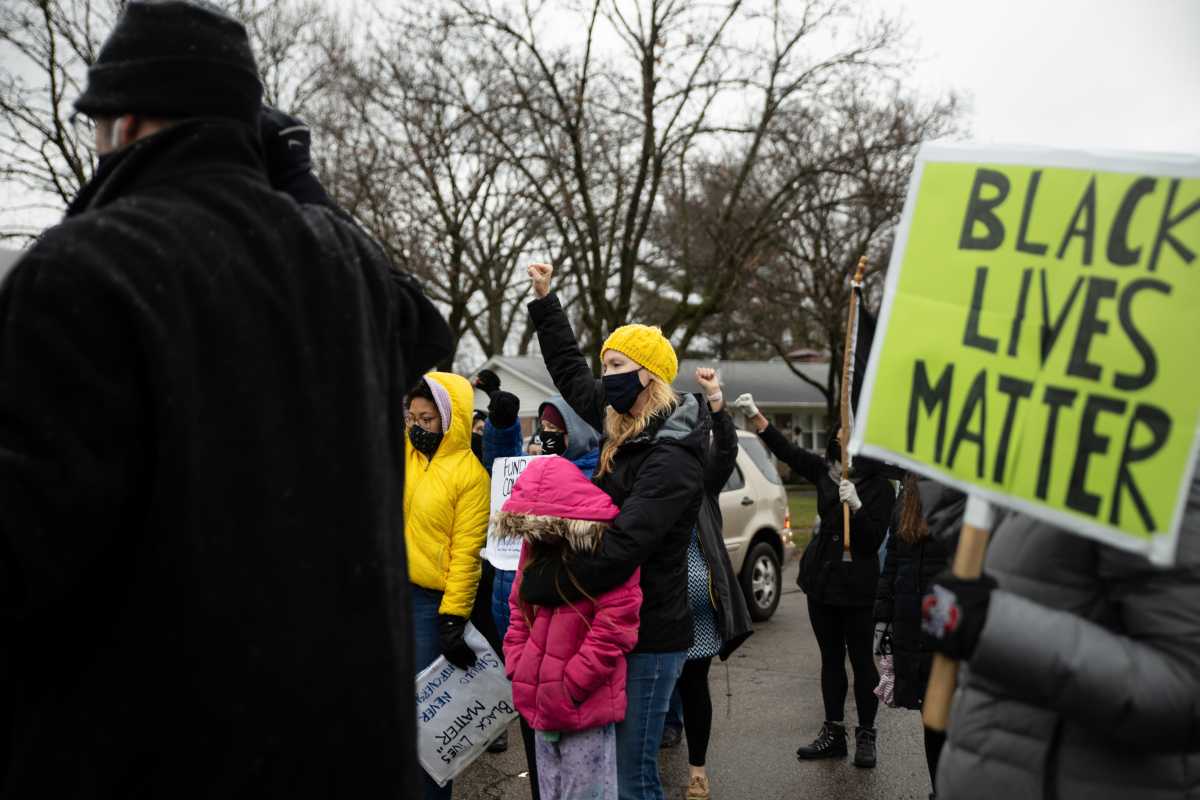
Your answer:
[736,84,961,423]
[311,15,554,366]
[0,0,120,241]
[408,0,912,368]
[0,0,347,243]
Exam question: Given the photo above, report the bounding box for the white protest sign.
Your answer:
[481,456,546,571]
[415,624,519,787]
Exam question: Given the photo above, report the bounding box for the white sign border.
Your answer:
[850,141,1200,566]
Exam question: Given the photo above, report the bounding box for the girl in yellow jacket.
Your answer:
[405,371,491,688]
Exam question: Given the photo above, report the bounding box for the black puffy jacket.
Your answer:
[873,480,963,709]
[519,293,706,653]
[696,409,754,659]
[0,119,449,797]
[758,424,893,606]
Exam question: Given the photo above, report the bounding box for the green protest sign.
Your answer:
[852,144,1200,565]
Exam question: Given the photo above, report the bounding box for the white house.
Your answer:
[471,355,832,451]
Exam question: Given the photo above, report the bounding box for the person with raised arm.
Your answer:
[732,393,894,769]
[520,263,707,800]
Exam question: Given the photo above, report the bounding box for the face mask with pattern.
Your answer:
[409,424,444,457]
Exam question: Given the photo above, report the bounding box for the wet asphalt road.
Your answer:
[452,558,934,800]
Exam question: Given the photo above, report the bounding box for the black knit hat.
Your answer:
[74,0,262,126]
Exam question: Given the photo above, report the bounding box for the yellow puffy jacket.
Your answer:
[405,371,490,617]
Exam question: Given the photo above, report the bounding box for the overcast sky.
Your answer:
[3,0,1196,246]
[867,0,1200,153]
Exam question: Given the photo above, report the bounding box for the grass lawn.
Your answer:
[787,487,819,550]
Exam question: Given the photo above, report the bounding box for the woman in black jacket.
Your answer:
[675,367,754,800]
[732,393,894,769]
[874,474,963,795]
[520,263,708,800]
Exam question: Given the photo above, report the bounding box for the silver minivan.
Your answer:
[719,431,793,621]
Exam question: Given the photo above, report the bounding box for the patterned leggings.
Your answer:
[536,724,618,800]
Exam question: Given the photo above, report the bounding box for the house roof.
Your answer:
[675,359,829,407]
[478,355,829,408]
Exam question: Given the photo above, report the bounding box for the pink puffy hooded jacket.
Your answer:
[498,456,641,732]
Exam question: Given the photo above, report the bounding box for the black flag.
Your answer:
[850,285,877,415]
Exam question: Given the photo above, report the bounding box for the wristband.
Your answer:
[707,391,723,405]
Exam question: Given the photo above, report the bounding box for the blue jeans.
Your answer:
[491,568,516,640]
[410,584,452,800]
[616,651,687,800]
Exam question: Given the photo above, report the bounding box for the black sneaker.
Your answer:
[486,729,508,754]
[853,726,877,768]
[660,724,683,749]
[795,721,847,760]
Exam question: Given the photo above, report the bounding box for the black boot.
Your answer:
[795,721,848,760]
[853,726,877,768]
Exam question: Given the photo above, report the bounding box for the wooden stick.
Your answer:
[839,256,868,553]
[922,496,994,731]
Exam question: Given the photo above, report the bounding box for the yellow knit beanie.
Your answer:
[601,324,678,384]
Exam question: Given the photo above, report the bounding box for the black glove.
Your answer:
[258,105,337,208]
[437,614,477,670]
[488,390,520,430]
[474,369,501,397]
[920,572,997,661]
[259,106,312,186]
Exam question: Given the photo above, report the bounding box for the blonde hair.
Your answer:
[596,376,679,477]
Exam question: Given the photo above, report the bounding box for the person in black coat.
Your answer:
[0,4,450,797]
[732,393,894,769]
[520,262,707,800]
[874,474,963,794]
[672,367,754,800]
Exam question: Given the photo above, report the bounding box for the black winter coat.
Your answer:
[697,409,754,660]
[873,480,963,709]
[758,424,893,607]
[519,293,706,653]
[0,120,450,797]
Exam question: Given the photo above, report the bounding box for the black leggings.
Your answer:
[924,727,945,788]
[676,657,713,767]
[806,597,878,728]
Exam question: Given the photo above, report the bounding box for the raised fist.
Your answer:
[528,263,553,299]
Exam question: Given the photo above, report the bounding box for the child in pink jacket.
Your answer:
[499,456,641,800]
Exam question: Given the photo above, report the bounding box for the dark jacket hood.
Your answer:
[919,480,967,545]
[631,392,709,454]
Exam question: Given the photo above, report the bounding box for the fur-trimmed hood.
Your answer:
[494,510,608,553]
[496,456,618,552]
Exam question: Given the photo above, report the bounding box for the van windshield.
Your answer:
[740,436,782,485]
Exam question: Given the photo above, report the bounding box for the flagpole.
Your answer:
[840,256,868,556]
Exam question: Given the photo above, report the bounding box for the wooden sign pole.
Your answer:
[922,495,995,731]
[840,256,868,554]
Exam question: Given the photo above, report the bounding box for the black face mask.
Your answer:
[603,370,644,414]
[410,425,444,457]
[539,430,567,456]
